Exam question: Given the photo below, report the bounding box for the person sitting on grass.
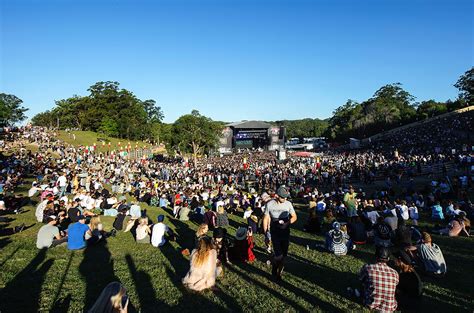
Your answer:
[416,232,447,276]
[359,246,399,312]
[325,221,352,256]
[84,216,115,244]
[437,212,470,237]
[183,236,221,292]
[392,251,423,312]
[374,216,393,248]
[88,281,129,313]
[215,205,229,228]
[136,217,151,244]
[229,226,255,263]
[213,227,231,265]
[431,201,444,221]
[151,214,172,248]
[67,215,90,250]
[194,223,209,249]
[36,215,67,249]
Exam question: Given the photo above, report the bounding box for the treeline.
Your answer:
[276,118,329,139]
[31,81,164,141]
[325,67,473,141]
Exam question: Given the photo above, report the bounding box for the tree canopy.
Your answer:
[0,93,28,127]
[31,81,163,141]
[454,67,473,105]
[169,110,223,166]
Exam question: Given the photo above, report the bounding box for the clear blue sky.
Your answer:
[1,0,472,123]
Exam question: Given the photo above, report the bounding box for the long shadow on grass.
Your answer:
[126,254,170,313]
[228,262,341,312]
[164,266,227,313]
[161,218,196,281]
[0,248,54,312]
[79,240,119,311]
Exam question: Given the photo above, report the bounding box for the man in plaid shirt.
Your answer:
[359,246,399,312]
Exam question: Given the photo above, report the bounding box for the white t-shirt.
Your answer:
[58,175,67,187]
[397,205,409,220]
[151,223,169,247]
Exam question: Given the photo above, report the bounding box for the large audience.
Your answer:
[0,111,472,312]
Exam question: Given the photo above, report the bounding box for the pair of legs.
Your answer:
[270,233,289,281]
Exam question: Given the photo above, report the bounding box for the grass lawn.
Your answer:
[56,130,164,153]
[0,184,473,312]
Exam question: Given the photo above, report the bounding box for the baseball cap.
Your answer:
[277,186,290,199]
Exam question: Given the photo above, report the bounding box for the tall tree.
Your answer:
[0,93,28,127]
[454,67,473,105]
[171,110,223,167]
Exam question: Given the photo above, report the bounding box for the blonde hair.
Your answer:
[192,236,214,268]
[89,216,102,231]
[88,281,127,313]
[217,206,225,214]
[422,232,432,243]
[196,224,208,237]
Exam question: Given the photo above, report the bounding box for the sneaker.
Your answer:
[354,288,361,297]
[266,260,271,267]
[14,223,26,233]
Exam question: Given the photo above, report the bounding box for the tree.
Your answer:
[30,81,164,141]
[98,116,119,137]
[171,110,223,167]
[416,100,447,119]
[0,93,28,127]
[454,67,473,105]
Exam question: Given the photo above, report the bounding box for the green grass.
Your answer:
[56,130,163,153]
[0,185,473,312]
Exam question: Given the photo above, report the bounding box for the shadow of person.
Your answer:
[163,266,226,313]
[0,237,12,249]
[50,293,72,313]
[0,248,54,312]
[79,241,119,311]
[125,254,172,313]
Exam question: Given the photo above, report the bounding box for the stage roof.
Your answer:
[226,121,273,129]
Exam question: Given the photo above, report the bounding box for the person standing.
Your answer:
[262,186,297,281]
[343,185,358,219]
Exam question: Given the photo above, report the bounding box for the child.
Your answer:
[213,227,231,265]
[230,227,255,263]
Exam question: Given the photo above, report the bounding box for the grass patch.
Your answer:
[56,130,164,153]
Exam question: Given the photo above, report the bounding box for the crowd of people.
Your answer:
[0,114,472,312]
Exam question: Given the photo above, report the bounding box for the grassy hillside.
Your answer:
[0,183,473,312]
[56,130,159,153]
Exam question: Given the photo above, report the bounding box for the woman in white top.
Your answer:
[136,217,151,244]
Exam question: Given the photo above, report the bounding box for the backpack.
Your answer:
[377,222,392,240]
[332,230,344,244]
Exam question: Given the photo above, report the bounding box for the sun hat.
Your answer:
[235,227,247,240]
